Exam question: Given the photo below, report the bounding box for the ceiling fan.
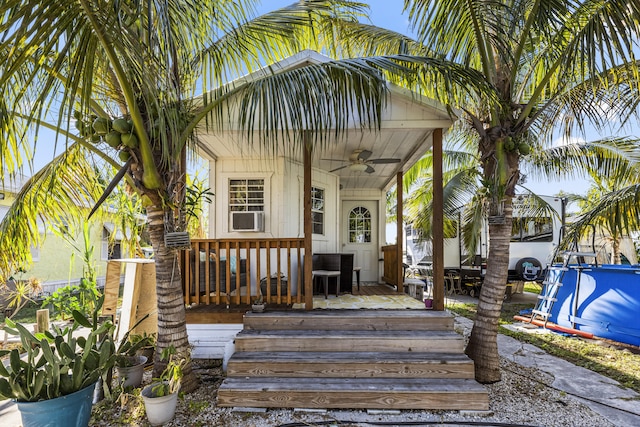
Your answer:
[325,150,401,174]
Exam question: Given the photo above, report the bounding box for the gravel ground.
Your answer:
[90,356,615,427]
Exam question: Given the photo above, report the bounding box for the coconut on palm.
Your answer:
[105,130,122,148]
[92,117,110,135]
[120,132,139,148]
[112,118,132,134]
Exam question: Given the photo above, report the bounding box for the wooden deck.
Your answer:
[353,283,399,295]
[218,310,489,410]
[185,283,401,324]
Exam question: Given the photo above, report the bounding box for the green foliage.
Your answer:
[188,400,209,413]
[41,278,99,320]
[183,174,214,239]
[42,221,101,319]
[148,346,187,397]
[115,333,155,368]
[0,296,116,402]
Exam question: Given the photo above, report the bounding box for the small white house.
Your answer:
[184,51,454,357]
[199,50,452,283]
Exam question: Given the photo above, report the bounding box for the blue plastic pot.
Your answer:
[16,382,96,427]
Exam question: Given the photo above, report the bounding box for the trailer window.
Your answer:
[511,217,553,242]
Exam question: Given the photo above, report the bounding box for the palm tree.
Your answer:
[0,1,397,391]
[532,138,640,262]
[330,1,640,382]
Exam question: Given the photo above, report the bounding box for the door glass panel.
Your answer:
[348,206,371,243]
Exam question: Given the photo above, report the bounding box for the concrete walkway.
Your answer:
[456,316,640,427]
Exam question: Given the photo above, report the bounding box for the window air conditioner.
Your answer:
[230,211,264,232]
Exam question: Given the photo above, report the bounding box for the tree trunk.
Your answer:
[146,205,197,393]
[465,201,513,384]
[611,237,621,264]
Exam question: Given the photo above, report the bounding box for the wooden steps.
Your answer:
[218,309,488,410]
[227,351,475,378]
[242,309,454,331]
[218,377,488,410]
[234,329,463,353]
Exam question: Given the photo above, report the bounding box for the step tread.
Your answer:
[235,329,461,339]
[244,309,453,319]
[243,309,454,331]
[217,377,489,410]
[229,351,473,363]
[219,376,486,392]
[227,351,475,379]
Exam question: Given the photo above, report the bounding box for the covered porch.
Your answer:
[192,51,449,317]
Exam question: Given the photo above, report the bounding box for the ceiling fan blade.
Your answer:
[370,158,401,164]
[365,165,375,174]
[357,150,373,161]
[321,158,349,162]
[329,165,349,173]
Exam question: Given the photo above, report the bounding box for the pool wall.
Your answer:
[545,264,640,347]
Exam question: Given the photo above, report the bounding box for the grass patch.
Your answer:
[523,282,542,294]
[448,302,640,394]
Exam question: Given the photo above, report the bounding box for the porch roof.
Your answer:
[195,50,454,191]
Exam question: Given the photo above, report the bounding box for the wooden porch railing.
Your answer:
[181,239,306,306]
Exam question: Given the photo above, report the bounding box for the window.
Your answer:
[510,217,553,242]
[101,226,122,260]
[311,187,324,235]
[348,206,371,243]
[229,179,264,212]
[30,245,40,262]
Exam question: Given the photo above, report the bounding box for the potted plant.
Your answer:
[114,333,154,388]
[129,332,156,366]
[0,296,116,427]
[141,346,186,426]
[251,295,265,312]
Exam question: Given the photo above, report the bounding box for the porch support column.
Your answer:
[303,132,314,310]
[396,171,404,293]
[432,128,445,311]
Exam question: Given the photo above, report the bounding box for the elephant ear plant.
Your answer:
[0,296,116,401]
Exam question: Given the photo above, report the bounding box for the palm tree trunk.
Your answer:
[146,205,197,393]
[465,201,513,383]
[611,237,621,264]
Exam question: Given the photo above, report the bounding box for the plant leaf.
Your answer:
[72,310,93,328]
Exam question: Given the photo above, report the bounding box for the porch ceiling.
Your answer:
[195,50,454,191]
[197,125,438,191]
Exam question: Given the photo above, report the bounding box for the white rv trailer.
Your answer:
[405,194,566,285]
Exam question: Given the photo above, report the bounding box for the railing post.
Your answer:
[432,128,445,311]
[303,133,313,310]
[396,172,404,294]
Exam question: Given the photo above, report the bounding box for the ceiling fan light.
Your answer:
[349,163,369,172]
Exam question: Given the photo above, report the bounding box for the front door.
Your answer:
[342,200,379,283]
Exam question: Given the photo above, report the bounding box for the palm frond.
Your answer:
[0,144,104,280]
[565,184,640,245]
[526,137,640,182]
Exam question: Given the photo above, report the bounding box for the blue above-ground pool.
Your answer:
[544,264,640,347]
